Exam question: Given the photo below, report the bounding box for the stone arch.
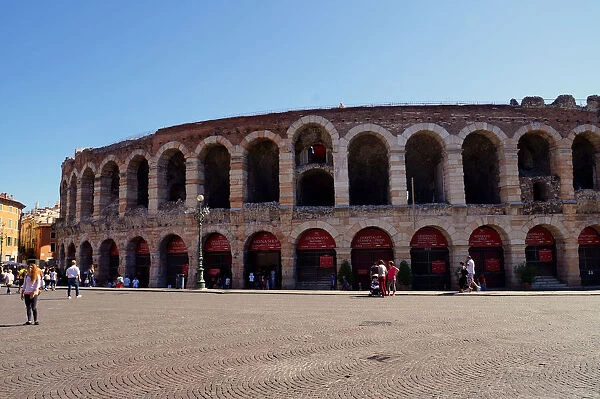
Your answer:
[67,173,78,221]
[345,127,393,206]
[461,130,501,204]
[287,116,340,149]
[154,142,190,206]
[513,123,562,147]
[98,157,120,216]
[196,138,232,209]
[125,150,150,210]
[402,123,449,144]
[568,124,600,191]
[243,136,280,203]
[457,122,508,145]
[404,127,447,204]
[239,130,283,152]
[291,221,341,247]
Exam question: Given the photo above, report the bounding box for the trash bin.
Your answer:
[176,273,185,289]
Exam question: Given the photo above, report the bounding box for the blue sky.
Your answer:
[1,0,598,211]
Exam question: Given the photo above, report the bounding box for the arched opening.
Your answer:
[410,227,450,290]
[572,135,596,190]
[295,229,337,289]
[59,244,65,272]
[405,133,445,204]
[60,182,68,219]
[100,162,120,216]
[99,239,120,286]
[126,156,149,209]
[204,145,231,208]
[79,241,93,284]
[159,235,189,288]
[348,134,389,205]
[518,134,551,177]
[68,176,77,221]
[578,227,600,286]
[350,228,394,291]
[462,133,500,204]
[294,125,333,167]
[525,226,556,277]
[297,170,334,206]
[204,233,232,289]
[157,150,186,207]
[532,181,547,201]
[247,140,279,203]
[80,168,95,218]
[468,226,505,288]
[126,237,151,288]
[244,232,281,289]
[67,243,76,269]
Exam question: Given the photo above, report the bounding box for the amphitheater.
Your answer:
[56,94,600,291]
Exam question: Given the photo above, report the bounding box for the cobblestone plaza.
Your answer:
[2,289,599,398]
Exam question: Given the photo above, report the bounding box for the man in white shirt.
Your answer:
[4,269,15,295]
[66,260,82,299]
[466,255,480,292]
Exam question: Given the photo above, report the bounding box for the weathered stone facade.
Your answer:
[56,95,600,290]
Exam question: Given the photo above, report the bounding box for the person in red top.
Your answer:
[386,260,399,296]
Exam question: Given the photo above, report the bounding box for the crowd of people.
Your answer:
[369,260,400,297]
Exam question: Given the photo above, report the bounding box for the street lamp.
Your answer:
[0,223,4,266]
[194,194,210,289]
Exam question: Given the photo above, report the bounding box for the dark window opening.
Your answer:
[137,159,149,208]
[167,152,186,202]
[205,146,231,208]
[297,170,334,206]
[406,133,444,204]
[572,135,595,190]
[518,134,551,177]
[247,140,279,203]
[463,133,500,204]
[348,135,389,205]
[532,182,547,201]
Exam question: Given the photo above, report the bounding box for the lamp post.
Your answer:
[194,194,210,289]
[0,223,4,266]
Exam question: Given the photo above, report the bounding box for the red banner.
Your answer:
[351,228,393,249]
[110,243,119,256]
[205,233,231,252]
[410,227,448,248]
[538,248,553,262]
[485,258,501,272]
[469,227,502,247]
[249,232,281,251]
[526,226,555,246]
[578,227,600,246]
[297,229,336,250]
[167,237,188,254]
[431,260,446,274]
[319,255,334,268]
[207,268,220,276]
[136,240,149,255]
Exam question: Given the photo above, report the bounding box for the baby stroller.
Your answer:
[369,274,381,297]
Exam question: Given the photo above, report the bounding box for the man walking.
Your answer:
[377,260,387,297]
[466,255,480,292]
[66,260,82,299]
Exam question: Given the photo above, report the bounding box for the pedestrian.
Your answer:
[49,268,57,291]
[466,255,480,292]
[341,276,350,290]
[377,260,388,297]
[248,272,255,288]
[43,269,50,290]
[225,276,231,289]
[88,264,96,287]
[132,277,140,288]
[123,275,131,288]
[478,273,487,291]
[330,274,337,290]
[4,269,14,294]
[457,262,469,293]
[17,266,26,294]
[21,262,43,325]
[386,260,399,296]
[66,260,82,299]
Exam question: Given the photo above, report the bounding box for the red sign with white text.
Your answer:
[578,227,600,246]
[485,258,501,272]
[431,260,446,274]
[205,233,231,252]
[538,248,553,262]
[526,226,555,246]
[319,255,334,268]
[167,237,188,254]
[469,227,502,247]
[136,240,149,255]
[297,229,336,250]
[351,228,393,249]
[410,227,448,248]
[249,232,281,251]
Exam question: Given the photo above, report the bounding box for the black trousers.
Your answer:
[24,294,39,322]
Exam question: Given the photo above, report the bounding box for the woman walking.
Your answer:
[21,262,43,325]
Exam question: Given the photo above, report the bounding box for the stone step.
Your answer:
[531,276,569,290]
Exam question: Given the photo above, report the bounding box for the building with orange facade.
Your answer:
[0,193,26,264]
[20,203,60,264]
[55,95,600,290]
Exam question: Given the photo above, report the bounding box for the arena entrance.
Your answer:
[525,226,556,277]
[295,229,336,290]
[204,233,232,289]
[350,228,393,291]
[99,240,119,286]
[126,238,150,288]
[578,227,600,286]
[164,236,189,288]
[410,227,450,290]
[245,232,281,289]
[468,226,505,288]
